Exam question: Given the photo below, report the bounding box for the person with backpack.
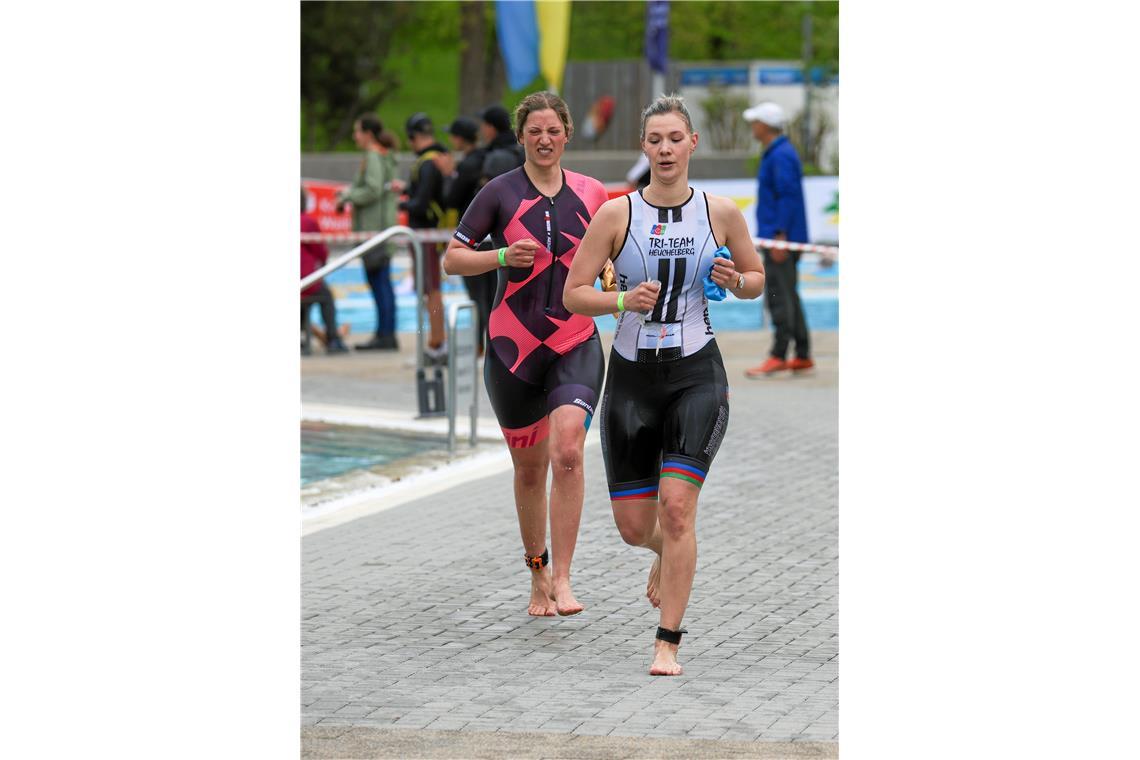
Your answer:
[399,112,450,360]
[434,116,496,356]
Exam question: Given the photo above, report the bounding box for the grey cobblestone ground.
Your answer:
[302,331,837,755]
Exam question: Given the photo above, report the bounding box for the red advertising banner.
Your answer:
[302,178,412,234]
[302,179,352,234]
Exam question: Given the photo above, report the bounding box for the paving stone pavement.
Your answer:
[302,331,838,756]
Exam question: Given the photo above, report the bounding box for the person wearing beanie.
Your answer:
[478,104,526,181]
[742,102,813,377]
[479,104,513,135]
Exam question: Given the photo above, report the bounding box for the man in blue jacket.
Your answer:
[743,102,814,377]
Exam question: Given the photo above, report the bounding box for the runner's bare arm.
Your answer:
[443,237,538,276]
[564,199,661,317]
[708,194,766,299]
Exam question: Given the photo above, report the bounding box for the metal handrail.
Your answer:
[301,225,430,367]
[300,225,422,291]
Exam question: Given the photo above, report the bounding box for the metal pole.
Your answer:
[801,13,813,164]
[446,300,478,454]
[469,306,479,447]
[414,240,425,374]
[447,309,457,453]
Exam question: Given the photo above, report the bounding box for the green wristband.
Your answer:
[498,247,508,267]
[616,292,626,312]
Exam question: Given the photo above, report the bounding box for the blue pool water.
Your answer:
[301,421,445,485]
[310,254,838,336]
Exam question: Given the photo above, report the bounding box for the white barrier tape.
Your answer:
[753,239,839,256]
[301,230,839,256]
[301,229,454,244]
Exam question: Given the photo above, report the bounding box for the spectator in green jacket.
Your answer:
[337,114,400,351]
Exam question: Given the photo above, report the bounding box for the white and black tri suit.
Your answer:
[600,188,731,500]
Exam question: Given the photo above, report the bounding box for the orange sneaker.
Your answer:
[787,357,815,372]
[745,357,788,377]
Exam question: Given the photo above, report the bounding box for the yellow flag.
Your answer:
[536,0,571,93]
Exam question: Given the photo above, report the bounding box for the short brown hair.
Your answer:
[514,91,573,141]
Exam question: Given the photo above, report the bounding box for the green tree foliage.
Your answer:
[301,1,461,151]
[565,1,646,60]
[700,86,753,150]
[303,2,408,151]
[301,0,838,151]
[569,0,837,73]
[458,1,506,116]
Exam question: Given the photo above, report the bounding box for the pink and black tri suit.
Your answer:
[453,167,609,448]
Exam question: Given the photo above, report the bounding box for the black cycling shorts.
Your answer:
[599,340,730,500]
[484,329,605,448]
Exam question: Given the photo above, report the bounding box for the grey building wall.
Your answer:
[301,150,755,185]
[302,59,769,184]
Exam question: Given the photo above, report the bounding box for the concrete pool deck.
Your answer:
[301,327,839,758]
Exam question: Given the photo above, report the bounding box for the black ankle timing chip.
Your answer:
[525,548,549,570]
[656,626,688,645]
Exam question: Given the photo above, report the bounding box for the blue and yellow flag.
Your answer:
[496,1,539,90]
[536,0,571,92]
[495,0,572,93]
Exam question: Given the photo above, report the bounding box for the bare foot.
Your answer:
[649,639,683,676]
[646,556,661,608]
[528,567,557,617]
[551,578,584,616]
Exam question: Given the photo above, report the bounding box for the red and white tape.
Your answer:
[301,230,839,256]
[301,229,455,245]
[753,239,839,256]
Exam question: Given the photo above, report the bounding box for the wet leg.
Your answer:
[509,441,555,616]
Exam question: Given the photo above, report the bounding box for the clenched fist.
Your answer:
[503,238,538,268]
[623,279,661,314]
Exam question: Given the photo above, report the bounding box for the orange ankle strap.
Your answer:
[525,548,549,570]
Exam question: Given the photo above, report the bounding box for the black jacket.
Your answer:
[442,146,488,218]
[481,131,525,180]
[399,142,448,228]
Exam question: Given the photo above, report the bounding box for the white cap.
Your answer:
[743,102,786,128]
